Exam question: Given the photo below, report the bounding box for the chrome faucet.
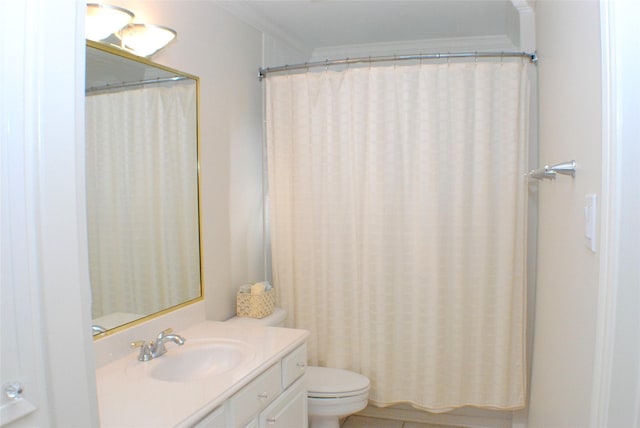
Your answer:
[152,328,186,358]
[131,328,186,362]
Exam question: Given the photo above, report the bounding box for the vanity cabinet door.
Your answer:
[259,376,307,428]
[193,405,226,428]
[281,343,307,389]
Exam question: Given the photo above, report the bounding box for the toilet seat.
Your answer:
[307,366,370,398]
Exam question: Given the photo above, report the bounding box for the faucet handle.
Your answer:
[131,340,152,361]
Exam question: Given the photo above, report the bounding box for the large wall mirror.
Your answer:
[86,41,202,337]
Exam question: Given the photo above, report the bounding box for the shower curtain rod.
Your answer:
[259,50,537,80]
[86,76,187,94]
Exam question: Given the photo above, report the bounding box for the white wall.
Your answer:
[113,1,267,321]
[527,1,603,426]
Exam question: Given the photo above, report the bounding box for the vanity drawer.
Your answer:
[281,343,307,389]
[230,362,281,427]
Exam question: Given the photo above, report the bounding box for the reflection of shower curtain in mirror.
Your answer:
[86,83,199,320]
[266,62,530,411]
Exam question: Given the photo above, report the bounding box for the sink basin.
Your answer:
[127,338,255,382]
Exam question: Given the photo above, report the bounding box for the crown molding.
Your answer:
[511,0,536,53]
[213,1,312,59]
[310,35,518,62]
[216,1,535,64]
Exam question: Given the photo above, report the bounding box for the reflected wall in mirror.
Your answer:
[85,41,202,336]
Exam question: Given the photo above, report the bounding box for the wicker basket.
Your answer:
[236,288,275,319]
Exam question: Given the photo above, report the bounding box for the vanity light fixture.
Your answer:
[85,3,134,41]
[116,23,177,58]
[85,3,177,58]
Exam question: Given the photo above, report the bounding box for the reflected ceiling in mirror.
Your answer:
[85,41,202,338]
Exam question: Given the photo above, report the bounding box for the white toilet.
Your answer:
[227,308,370,428]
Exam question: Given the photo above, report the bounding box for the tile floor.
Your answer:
[341,415,465,428]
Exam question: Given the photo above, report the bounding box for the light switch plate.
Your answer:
[584,194,597,252]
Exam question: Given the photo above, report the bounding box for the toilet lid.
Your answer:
[306,366,370,398]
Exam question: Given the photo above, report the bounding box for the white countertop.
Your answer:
[96,320,309,428]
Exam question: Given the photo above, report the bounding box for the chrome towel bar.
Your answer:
[528,160,576,180]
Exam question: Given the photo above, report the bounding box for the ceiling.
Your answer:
[219,1,521,56]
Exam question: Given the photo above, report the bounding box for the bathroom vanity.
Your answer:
[95,320,308,427]
[86,39,311,428]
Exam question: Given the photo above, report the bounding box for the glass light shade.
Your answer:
[85,3,134,41]
[116,24,177,57]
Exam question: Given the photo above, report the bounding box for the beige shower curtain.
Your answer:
[86,82,199,320]
[265,61,530,411]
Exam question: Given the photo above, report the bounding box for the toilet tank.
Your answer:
[226,307,287,327]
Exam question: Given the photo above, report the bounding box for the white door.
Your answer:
[0,1,99,426]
